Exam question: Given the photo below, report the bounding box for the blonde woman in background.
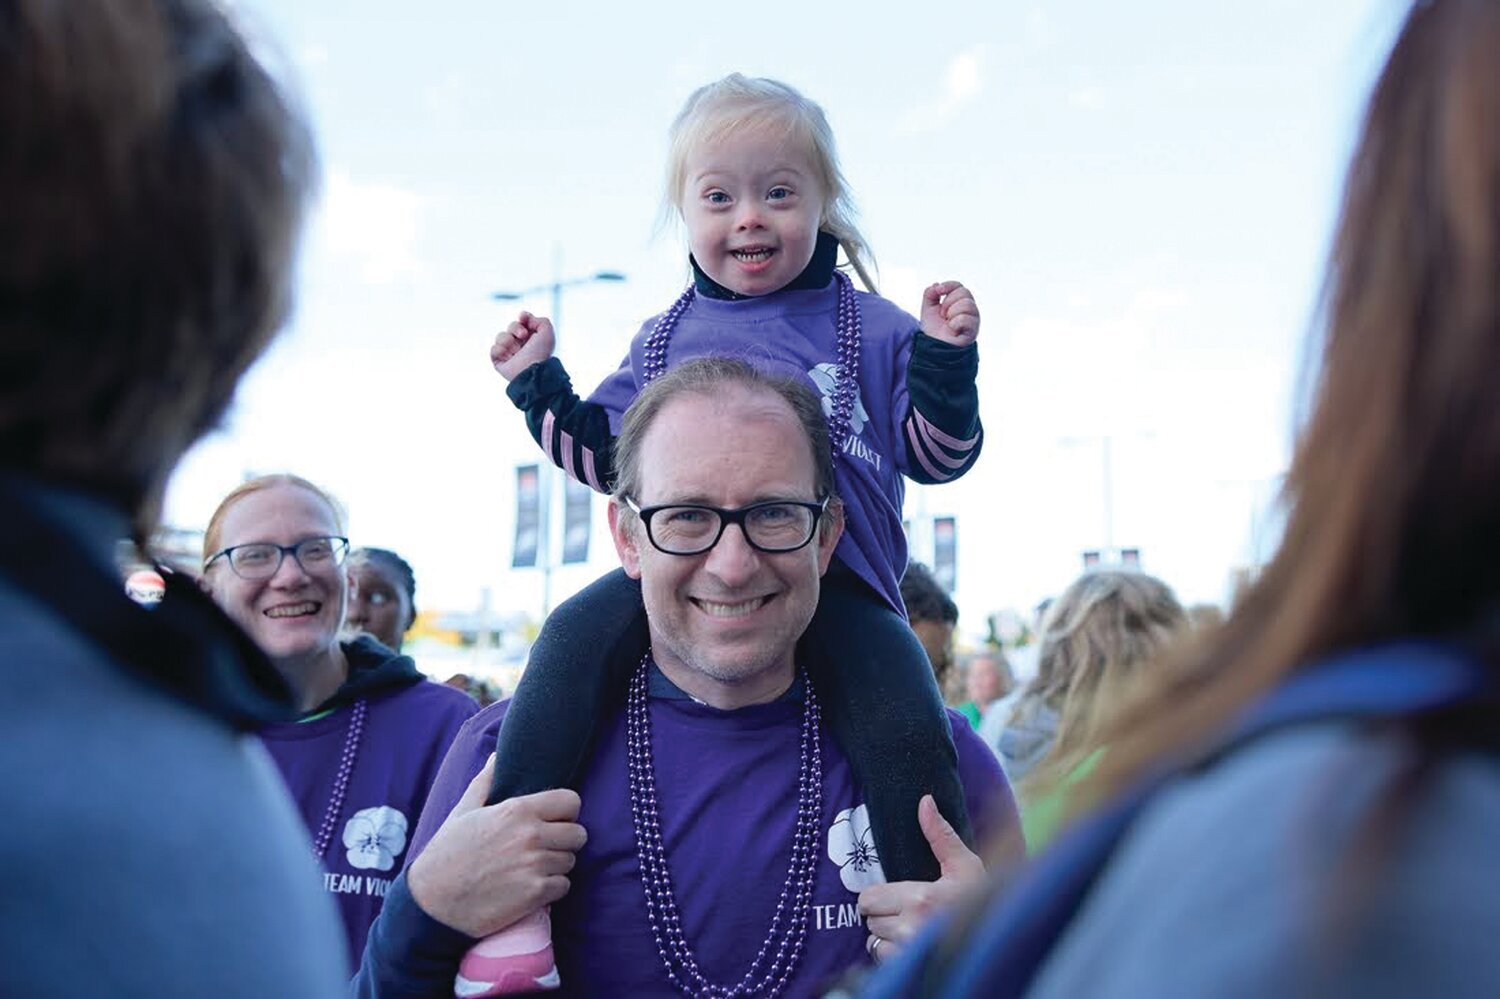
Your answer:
[993,569,1187,850]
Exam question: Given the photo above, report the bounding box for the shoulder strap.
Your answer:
[864,642,1491,999]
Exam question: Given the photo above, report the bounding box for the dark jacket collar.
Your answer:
[310,633,425,714]
[0,472,296,730]
[689,230,839,300]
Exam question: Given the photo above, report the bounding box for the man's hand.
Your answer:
[918,281,980,348]
[490,311,557,382]
[406,754,587,938]
[857,794,985,963]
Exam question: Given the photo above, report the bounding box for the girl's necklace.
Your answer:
[641,269,863,459]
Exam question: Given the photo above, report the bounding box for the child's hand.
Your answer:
[490,311,556,382]
[919,281,980,348]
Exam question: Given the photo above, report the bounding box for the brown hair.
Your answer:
[202,474,346,567]
[1082,0,1500,809]
[612,356,839,512]
[0,0,315,537]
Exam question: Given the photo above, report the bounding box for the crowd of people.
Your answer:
[5,0,1500,996]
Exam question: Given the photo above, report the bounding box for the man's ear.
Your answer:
[608,498,644,580]
[816,499,845,576]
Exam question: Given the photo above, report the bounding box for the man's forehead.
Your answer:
[636,388,818,500]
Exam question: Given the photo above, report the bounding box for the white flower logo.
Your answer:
[827,804,886,892]
[343,805,408,872]
[809,363,869,436]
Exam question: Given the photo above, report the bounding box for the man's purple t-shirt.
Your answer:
[588,282,921,615]
[406,666,1017,997]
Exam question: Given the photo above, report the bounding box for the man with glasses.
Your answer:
[354,359,1015,997]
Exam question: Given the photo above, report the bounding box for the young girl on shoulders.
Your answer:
[472,73,986,995]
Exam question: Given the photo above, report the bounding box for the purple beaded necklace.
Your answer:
[310,698,367,861]
[640,269,864,459]
[626,653,824,998]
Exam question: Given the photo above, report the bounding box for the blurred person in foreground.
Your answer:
[353,359,1019,996]
[864,1,1500,994]
[202,475,478,968]
[0,0,350,993]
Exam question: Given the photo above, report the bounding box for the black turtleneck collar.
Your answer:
[309,634,424,715]
[689,230,839,301]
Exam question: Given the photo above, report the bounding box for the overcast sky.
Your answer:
[169,0,1406,636]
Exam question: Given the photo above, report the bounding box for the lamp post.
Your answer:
[492,257,625,618]
[491,271,627,334]
[1058,431,1154,564]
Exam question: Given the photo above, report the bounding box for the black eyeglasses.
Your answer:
[625,498,828,556]
[204,536,350,580]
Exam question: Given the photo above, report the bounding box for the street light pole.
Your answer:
[1101,434,1114,554]
[1059,431,1152,562]
[492,257,625,618]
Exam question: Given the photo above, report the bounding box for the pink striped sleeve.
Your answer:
[581,450,603,492]
[913,410,980,452]
[540,411,559,466]
[906,420,954,482]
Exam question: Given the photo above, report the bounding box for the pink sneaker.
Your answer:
[453,907,559,997]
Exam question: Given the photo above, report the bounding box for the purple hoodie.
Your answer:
[260,637,478,967]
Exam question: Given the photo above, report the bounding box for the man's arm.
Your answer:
[856,794,986,962]
[854,712,1023,963]
[353,734,587,996]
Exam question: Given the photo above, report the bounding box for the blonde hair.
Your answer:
[1013,569,1187,796]
[202,473,346,567]
[662,73,876,291]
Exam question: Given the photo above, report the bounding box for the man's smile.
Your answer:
[690,595,774,618]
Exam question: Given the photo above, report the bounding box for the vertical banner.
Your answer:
[512,464,540,568]
[561,476,592,564]
[1082,550,1102,569]
[932,516,957,592]
[1120,547,1141,568]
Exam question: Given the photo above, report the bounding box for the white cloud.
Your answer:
[424,70,478,125]
[1025,6,1056,49]
[1068,86,1107,111]
[945,51,982,106]
[314,170,428,284]
[899,47,987,134]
